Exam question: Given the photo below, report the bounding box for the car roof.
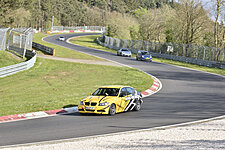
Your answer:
[99,85,132,89]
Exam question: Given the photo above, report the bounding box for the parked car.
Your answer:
[117,48,132,57]
[78,85,143,115]
[59,36,65,41]
[136,51,152,62]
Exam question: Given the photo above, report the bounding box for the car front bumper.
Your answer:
[78,105,110,114]
[142,57,152,61]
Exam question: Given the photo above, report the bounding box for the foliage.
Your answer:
[0,0,221,48]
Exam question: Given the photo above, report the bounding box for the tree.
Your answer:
[175,0,210,45]
[211,0,225,49]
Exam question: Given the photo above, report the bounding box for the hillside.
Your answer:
[0,51,22,68]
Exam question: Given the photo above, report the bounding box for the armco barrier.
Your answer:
[0,50,36,78]
[32,42,55,56]
[96,38,225,69]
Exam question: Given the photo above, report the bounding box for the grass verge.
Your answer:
[33,33,102,60]
[0,58,153,116]
[69,35,117,54]
[0,51,23,68]
[70,35,225,76]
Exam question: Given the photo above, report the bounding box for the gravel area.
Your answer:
[2,117,225,150]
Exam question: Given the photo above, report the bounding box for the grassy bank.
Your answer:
[69,35,117,54]
[69,35,225,76]
[0,57,153,116]
[33,33,102,60]
[0,51,22,68]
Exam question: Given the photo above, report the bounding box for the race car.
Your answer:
[78,86,143,115]
[136,50,152,62]
[117,48,132,57]
[59,36,65,41]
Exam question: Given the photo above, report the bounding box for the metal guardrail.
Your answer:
[0,50,36,78]
[97,37,225,69]
[32,42,55,56]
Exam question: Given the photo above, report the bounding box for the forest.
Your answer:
[0,0,224,49]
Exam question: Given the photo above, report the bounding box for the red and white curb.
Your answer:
[141,77,161,98]
[0,78,161,124]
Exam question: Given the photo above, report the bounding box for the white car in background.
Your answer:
[117,48,132,57]
[59,36,65,41]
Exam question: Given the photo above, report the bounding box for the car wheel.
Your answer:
[109,104,116,115]
[133,100,141,111]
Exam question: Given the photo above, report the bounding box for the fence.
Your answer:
[98,35,225,69]
[0,27,36,78]
[7,28,33,58]
[52,26,105,32]
[48,26,105,34]
[0,50,36,78]
[0,28,10,51]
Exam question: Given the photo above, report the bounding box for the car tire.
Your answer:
[109,104,116,115]
[133,100,141,111]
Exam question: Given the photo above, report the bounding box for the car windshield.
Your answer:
[141,51,149,55]
[92,88,120,96]
[121,49,128,51]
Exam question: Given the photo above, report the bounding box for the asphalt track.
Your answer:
[0,33,225,147]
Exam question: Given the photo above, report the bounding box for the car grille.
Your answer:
[97,110,105,112]
[85,102,97,106]
[86,110,95,112]
[91,102,97,106]
[85,102,90,106]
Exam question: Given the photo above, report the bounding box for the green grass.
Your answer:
[0,58,153,116]
[69,35,118,54]
[0,51,22,68]
[33,33,102,60]
[70,35,225,76]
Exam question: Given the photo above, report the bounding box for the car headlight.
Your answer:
[80,101,84,105]
[99,102,109,106]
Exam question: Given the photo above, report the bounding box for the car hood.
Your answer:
[83,95,115,103]
[142,55,151,57]
[122,51,131,54]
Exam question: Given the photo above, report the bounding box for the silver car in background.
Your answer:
[59,36,65,41]
[117,48,132,57]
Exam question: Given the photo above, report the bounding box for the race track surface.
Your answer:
[0,33,225,147]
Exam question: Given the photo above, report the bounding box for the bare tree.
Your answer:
[176,0,210,45]
[212,0,225,49]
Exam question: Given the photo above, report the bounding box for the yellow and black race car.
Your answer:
[78,86,143,115]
